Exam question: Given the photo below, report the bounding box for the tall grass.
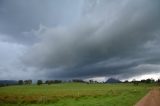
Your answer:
[0,83,153,106]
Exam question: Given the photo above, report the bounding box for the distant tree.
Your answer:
[157,79,160,83]
[72,79,85,83]
[0,84,5,87]
[151,78,155,83]
[140,79,146,83]
[45,80,53,85]
[124,80,129,83]
[145,78,154,83]
[89,80,94,84]
[132,79,139,85]
[24,80,32,85]
[45,80,49,84]
[37,80,43,85]
[28,80,32,84]
[18,80,23,85]
[140,78,155,84]
[157,79,160,85]
[54,80,62,84]
[24,80,27,84]
[94,81,98,83]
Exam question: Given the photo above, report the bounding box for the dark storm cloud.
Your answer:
[0,0,83,44]
[0,0,83,79]
[22,0,160,79]
[0,0,160,80]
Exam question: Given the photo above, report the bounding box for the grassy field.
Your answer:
[0,83,153,106]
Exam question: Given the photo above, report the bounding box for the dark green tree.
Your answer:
[24,80,32,85]
[18,80,23,85]
[37,80,43,85]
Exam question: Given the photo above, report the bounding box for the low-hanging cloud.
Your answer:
[21,0,160,79]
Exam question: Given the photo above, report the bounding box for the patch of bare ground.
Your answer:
[135,87,160,106]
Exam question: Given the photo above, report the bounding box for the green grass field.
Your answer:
[0,83,153,106]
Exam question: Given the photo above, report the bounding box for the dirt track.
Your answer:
[135,88,160,106]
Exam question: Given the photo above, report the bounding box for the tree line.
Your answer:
[0,78,160,87]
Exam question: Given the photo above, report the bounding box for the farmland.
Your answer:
[0,83,153,106]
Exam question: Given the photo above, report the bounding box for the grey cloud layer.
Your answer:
[0,0,83,44]
[22,0,160,79]
[0,0,160,80]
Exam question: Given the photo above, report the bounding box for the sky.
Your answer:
[0,0,160,81]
